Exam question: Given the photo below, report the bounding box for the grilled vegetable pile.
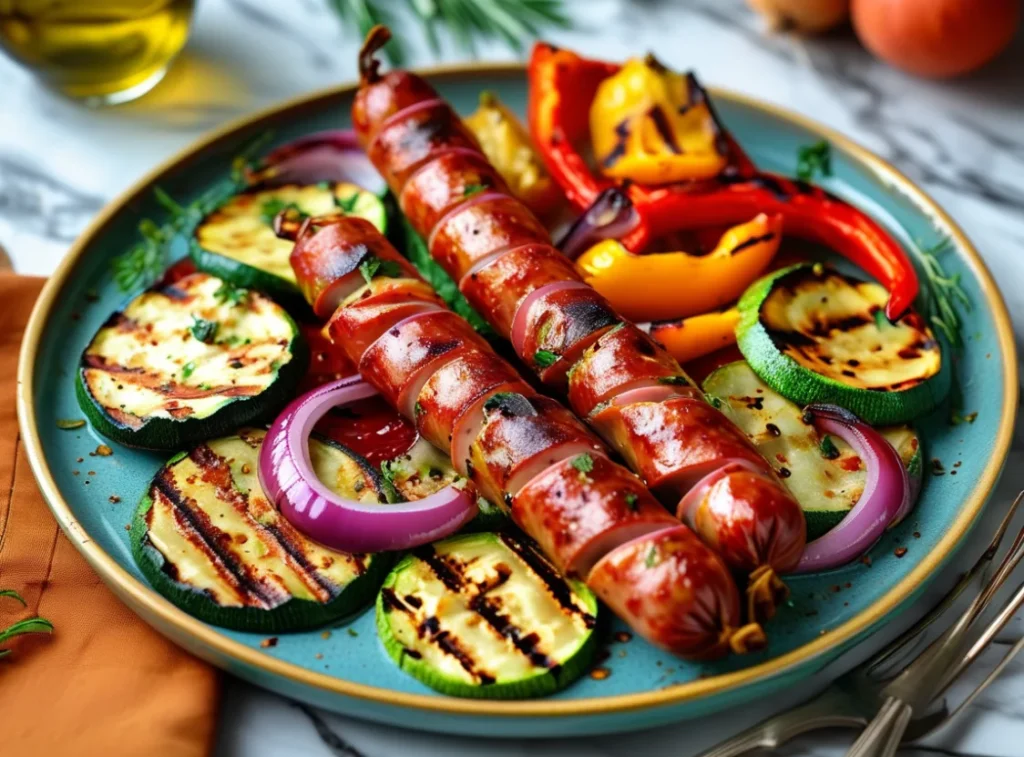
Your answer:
[73,25,959,701]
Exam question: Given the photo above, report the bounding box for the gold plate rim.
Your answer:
[16,61,1019,718]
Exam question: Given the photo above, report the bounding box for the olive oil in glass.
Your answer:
[0,0,195,104]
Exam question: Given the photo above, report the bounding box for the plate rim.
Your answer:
[16,61,1019,719]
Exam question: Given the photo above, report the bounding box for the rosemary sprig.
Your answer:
[327,0,570,64]
[918,235,972,424]
[0,589,53,659]
[110,131,273,293]
[919,236,971,350]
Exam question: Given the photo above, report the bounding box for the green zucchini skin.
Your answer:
[190,182,388,313]
[131,430,392,633]
[376,532,598,699]
[703,360,923,539]
[76,274,307,450]
[737,264,950,425]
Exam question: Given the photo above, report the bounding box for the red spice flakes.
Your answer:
[109,495,121,504]
[241,463,252,474]
[589,667,611,681]
[861,555,873,567]
[315,653,323,660]
[894,547,908,558]
[76,457,84,463]
[72,470,80,476]
[613,631,633,643]
[124,523,132,531]
[913,531,921,539]
[320,631,331,640]
[844,582,852,589]
[87,470,96,476]
[954,461,962,468]
[94,444,113,457]
[260,637,278,648]
[830,585,842,593]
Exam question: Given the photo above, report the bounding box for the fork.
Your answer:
[698,490,1024,757]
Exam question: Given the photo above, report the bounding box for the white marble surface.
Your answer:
[2,1,1023,755]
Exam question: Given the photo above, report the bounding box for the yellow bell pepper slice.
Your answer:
[575,213,782,322]
[646,308,740,365]
[464,91,562,219]
[590,56,727,184]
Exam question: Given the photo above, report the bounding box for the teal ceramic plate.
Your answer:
[17,65,1018,737]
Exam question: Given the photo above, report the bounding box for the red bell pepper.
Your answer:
[527,43,918,320]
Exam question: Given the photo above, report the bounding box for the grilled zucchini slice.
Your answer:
[76,273,306,450]
[704,361,923,539]
[191,182,387,308]
[381,437,508,532]
[376,532,597,698]
[737,264,948,424]
[131,428,391,632]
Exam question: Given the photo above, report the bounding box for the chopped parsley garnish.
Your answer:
[625,493,639,511]
[463,183,487,197]
[571,453,594,474]
[414,401,425,417]
[645,545,659,568]
[483,392,520,412]
[335,192,361,213]
[214,281,249,305]
[316,180,332,190]
[534,349,559,368]
[796,140,832,181]
[819,434,841,460]
[358,255,404,285]
[190,316,219,343]
[259,198,307,226]
[181,361,197,379]
[873,309,891,330]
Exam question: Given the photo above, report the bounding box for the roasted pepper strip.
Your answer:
[527,42,919,320]
[590,55,727,184]
[464,91,563,219]
[645,307,741,365]
[575,213,781,322]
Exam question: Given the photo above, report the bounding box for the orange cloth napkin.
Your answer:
[0,273,220,756]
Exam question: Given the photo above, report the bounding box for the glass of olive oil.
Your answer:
[0,0,195,105]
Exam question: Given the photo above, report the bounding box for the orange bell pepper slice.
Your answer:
[645,307,740,365]
[575,213,782,322]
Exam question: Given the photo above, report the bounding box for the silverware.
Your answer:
[698,490,1024,757]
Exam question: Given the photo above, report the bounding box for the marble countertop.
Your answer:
[3,1,1023,755]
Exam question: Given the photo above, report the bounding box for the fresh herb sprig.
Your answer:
[919,236,971,350]
[0,589,53,659]
[796,140,832,182]
[327,0,570,65]
[110,132,273,293]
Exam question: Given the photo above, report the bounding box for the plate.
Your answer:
[16,64,1018,737]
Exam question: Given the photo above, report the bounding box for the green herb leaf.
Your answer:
[214,282,249,306]
[645,544,659,568]
[873,309,891,330]
[56,419,86,430]
[463,183,487,197]
[625,493,638,511]
[0,617,54,645]
[317,180,332,191]
[819,434,841,460]
[358,255,404,285]
[658,375,692,386]
[796,140,832,181]
[190,316,219,343]
[260,198,307,226]
[335,192,361,213]
[534,349,559,368]
[347,628,359,637]
[414,401,424,417]
[181,361,197,380]
[570,453,594,474]
[0,590,27,606]
[483,392,517,412]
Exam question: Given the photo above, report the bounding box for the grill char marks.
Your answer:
[499,534,596,628]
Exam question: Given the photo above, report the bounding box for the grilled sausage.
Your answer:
[351,28,806,621]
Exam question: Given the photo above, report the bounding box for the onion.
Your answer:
[748,0,849,34]
[676,459,765,525]
[556,188,640,261]
[609,384,702,407]
[852,0,1020,78]
[510,280,590,356]
[259,377,476,553]
[251,130,387,194]
[794,404,910,573]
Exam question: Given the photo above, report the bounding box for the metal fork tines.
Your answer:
[699,490,1024,757]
